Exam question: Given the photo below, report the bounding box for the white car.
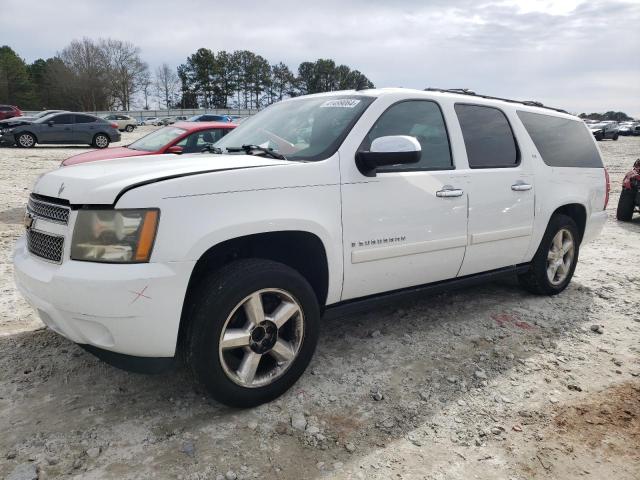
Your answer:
[141,117,160,126]
[14,88,608,407]
[103,114,138,132]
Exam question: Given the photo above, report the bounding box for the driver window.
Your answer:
[177,130,225,153]
[361,100,453,172]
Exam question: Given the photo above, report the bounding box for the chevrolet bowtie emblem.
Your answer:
[24,212,34,230]
[58,182,65,196]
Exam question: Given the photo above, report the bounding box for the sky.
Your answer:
[2,0,639,116]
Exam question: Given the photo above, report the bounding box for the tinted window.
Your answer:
[517,111,602,168]
[50,114,74,124]
[0,106,12,111]
[360,100,452,171]
[75,114,96,123]
[455,104,518,168]
[176,129,230,153]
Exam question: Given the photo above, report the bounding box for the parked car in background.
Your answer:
[588,121,618,141]
[61,121,236,165]
[175,115,188,121]
[617,159,640,221]
[1,112,121,148]
[188,114,233,122]
[103,114,138,132]
[159,117,175,126]
[0,110,66,130]
[0,105,22,120]
[141,117,160,126]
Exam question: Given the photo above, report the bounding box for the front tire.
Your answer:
[186,259,320,408]
[617,189,636,221]
[519,214,579,295]
[16,132,36,148]
[612,133,619,141]
[92,133,110,149]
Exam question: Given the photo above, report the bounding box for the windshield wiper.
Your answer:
[225,144,286,160]
[201,144,223,154]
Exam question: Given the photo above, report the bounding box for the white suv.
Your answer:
[14,88,608,407]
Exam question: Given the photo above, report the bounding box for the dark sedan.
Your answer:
[0,112,121,148]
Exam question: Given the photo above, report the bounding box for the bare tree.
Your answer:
[155,63,178,109]
[59,38,110,110]
[101,39,148,110]
[139,69,152,110]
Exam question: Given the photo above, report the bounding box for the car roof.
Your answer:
[290,87,578,120]
[173,121,237,131]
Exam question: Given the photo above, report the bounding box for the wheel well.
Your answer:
[553,204,586,243]
[177,231,329,350]
[17,131,37,142]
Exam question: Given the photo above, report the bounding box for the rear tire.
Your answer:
[16,132,36,148]
[612,133,619,141]
[92,133,110,149]
[616,188,635,221]
[186,259,320,408]
[518,214,579,295]
[125,125,134,132]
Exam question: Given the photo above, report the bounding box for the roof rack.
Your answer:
[424,88,568,114]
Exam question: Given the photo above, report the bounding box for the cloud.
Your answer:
[1,0,638,115]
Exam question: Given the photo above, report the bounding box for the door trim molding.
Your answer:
[351,235,467,264]
[469,226,532,245]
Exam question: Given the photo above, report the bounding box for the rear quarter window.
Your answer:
[517,111,603,168]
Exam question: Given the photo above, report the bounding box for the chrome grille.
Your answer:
[27,229,64,263]
[27,196,70,224]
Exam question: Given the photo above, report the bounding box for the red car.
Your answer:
[62,121,236,166]
[0,105,22,120]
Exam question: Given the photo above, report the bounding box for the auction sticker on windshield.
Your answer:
[320,99,361,108]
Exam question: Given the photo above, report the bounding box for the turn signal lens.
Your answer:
[135,210,159,261]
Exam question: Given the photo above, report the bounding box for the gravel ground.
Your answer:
[0,130,639,480]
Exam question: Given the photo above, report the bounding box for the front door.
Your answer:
[39,113,75,143]
[454,104,535,276]
[341,99,468,300]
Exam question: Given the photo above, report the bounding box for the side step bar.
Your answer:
[323,264,529,320]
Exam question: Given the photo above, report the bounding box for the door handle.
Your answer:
[511,183,532,191]
[436,188,464,198]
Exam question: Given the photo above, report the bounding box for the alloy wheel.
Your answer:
[18,134,34,147]
[546,228,575,285]
[218,288,304,388]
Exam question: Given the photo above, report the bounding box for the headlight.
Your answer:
[71,209,159,263]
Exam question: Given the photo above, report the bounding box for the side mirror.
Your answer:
[47,120,54,127]
[166,145,183,154]
[356,135,421,175]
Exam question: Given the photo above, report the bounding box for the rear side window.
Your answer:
[517,111,603,168]
[455,104,518,168]
[0,106,12,111]
[75,114,96,123]
[51,114,74,124]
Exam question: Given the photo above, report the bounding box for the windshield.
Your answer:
[215,95,375,161]
[128,126,186,151]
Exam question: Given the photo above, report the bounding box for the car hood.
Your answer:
[0,117,34,128]
[62,146,151,166]
[34,153,294,205]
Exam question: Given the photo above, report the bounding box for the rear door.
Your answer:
[455,104,535,276]
[38,113,75,143]
[73,114,99,143]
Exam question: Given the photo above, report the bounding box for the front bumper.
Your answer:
[0,132,15,145]
[13,236,195,358]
